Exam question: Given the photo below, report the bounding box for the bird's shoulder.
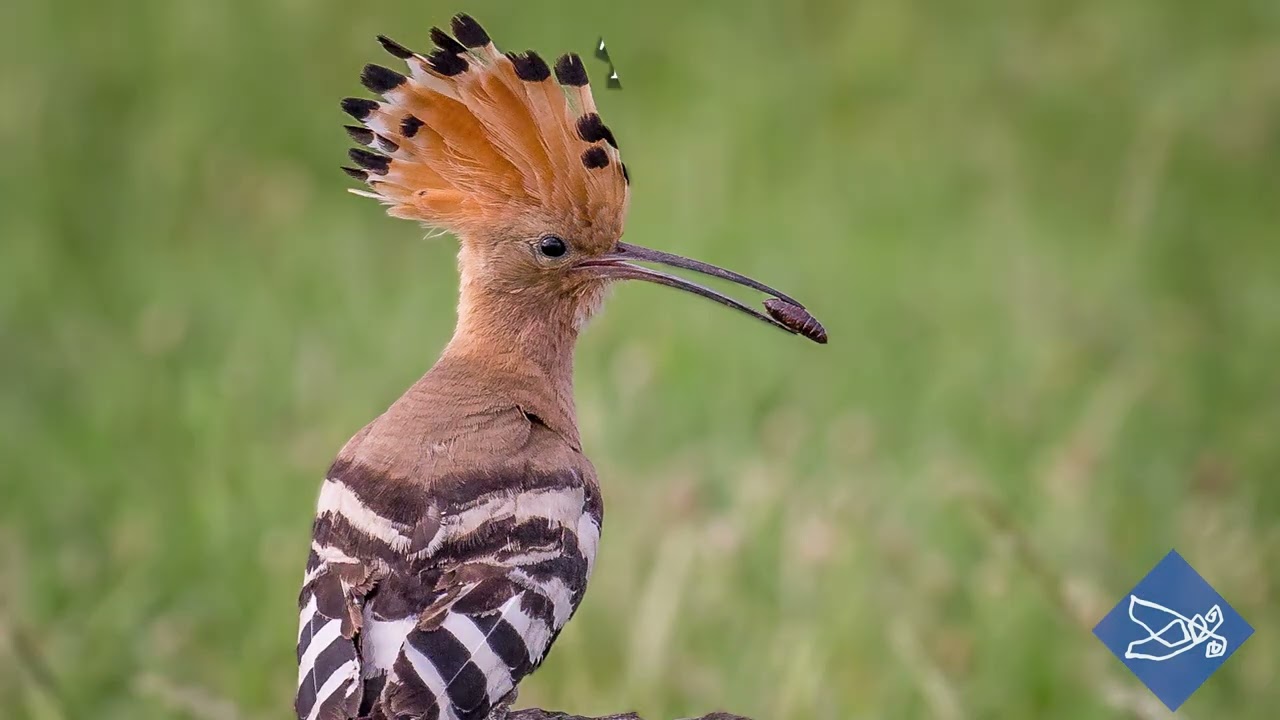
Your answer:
[329,400,598,518]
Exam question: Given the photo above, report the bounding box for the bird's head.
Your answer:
[342,14,825,345]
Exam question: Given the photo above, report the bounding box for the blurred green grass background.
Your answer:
[2,0,1278,718]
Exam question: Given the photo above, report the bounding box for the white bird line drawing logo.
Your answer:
[1125,595,1228,662]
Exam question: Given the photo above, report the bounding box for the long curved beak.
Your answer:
[574,242,827,344]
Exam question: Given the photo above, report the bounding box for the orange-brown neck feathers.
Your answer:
[435,251,599,445]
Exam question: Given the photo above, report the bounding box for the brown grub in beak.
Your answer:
[763,298,827,344]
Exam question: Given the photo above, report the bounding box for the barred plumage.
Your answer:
[297,454,602,720]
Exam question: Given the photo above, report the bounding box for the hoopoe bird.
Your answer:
[296,13,826,720]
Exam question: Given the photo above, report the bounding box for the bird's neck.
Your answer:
[446,284,580,389]
[424,281,583,445]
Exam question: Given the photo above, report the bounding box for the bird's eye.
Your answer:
[538,235,568,258]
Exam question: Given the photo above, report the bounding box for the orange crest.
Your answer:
[341,14,630,253]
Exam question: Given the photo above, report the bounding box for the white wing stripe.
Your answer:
[297,595,318,642]
[297,619,342,685]
[577,515,601,576]
[512,571,575,627]
[444,486,586,538]
[305,659,359,720]
[504,604,553,664]
[311,541,360,565]
[403,637,455,718]
[440,611,515,703]
[317,478,412,551]
[362,614,416,676]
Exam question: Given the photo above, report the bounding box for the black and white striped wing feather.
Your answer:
[296,544,372,720]
[295,460,602,720]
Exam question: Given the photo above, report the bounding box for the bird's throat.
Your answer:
[431,283,584,445]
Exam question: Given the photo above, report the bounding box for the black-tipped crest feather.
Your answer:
[576,113,618,148]
[426,49,468,76]
[581,146,609,169]
[344,125,374,145]
[349,148,390,175]
[361,64,407,94]
[508,51,551,82]
[430,27,467,55]
[450,14,491,48]
[341,97,379,121]
[400,115,425,138]
[554,54,589,86]
[376,35,415,59]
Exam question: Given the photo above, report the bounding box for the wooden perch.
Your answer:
[508,709,751,720]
